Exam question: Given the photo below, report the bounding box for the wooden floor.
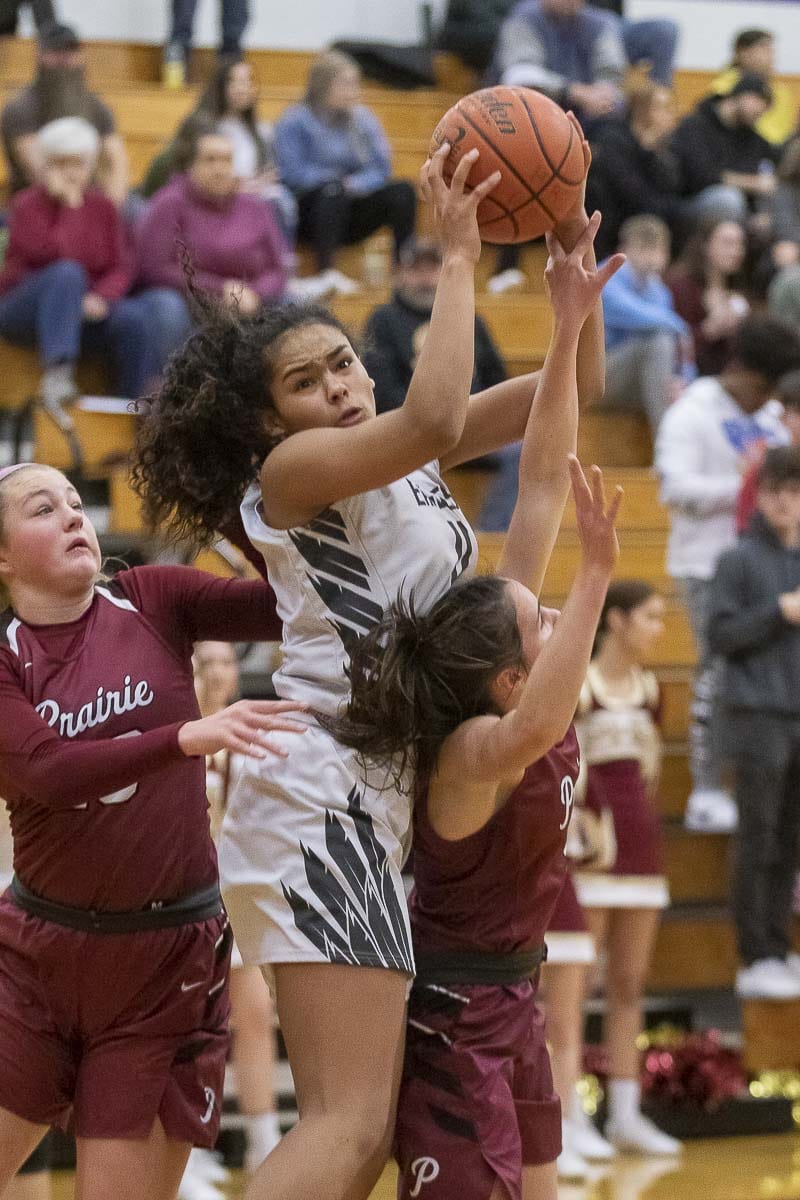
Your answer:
[48,1134,800,1198]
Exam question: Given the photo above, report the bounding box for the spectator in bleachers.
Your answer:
[711,29,795,149]
[586,80,681,260]
[274,50,416,296]
[363,237,506,414]
[442,0,676,87]
[140,58,297,243]
[0,21,128,207]
[0,119,161,424]
[669,74,779,224]
[600,216,692,436]
[708,445,800,1000]
[490,0,626,124]
[162,0,249,87]
[767,135,800,324]
[666,215,749,377]
[136,115,288,340]
[737,371,800,532]
[363,234,516,530]
[655,315,800,833]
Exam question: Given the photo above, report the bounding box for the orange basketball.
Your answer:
[430,86,585,244]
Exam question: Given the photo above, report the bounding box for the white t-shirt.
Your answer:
[655,377,787,580]
[240,462,477,715]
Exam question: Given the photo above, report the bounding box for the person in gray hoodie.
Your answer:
[708,445,800,1001]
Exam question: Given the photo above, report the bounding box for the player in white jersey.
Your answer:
[134,128,604,1200]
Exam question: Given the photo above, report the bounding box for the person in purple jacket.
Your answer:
[274,50,417,296]
[136,114,290,365]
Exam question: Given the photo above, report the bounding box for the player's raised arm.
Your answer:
[496,219,624,593]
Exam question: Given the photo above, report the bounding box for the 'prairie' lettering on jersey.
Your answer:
[36,675,155,739]
[406,478,459,511]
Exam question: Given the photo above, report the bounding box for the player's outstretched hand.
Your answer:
[545,212,625,330]
[568,455,622,577]
[178,700,309,760]
[419,142,501,265]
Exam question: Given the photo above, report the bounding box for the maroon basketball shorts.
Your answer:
[395,980,561,1200]
[0,894,231,1146]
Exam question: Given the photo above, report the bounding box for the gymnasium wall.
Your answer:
[18,0,800,74]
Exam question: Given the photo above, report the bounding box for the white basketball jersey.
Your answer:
[240,463,477,714]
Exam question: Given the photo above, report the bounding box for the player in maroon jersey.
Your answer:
[330,227,624,1200]
[0,462,306,1200]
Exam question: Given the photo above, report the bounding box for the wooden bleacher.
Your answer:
[4,39,798,1036]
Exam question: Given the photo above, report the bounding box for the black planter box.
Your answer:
[640,1095,794,1139]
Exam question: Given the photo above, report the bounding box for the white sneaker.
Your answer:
[684,788,738,833]
[606,1112,682,1156]
[323,268,362,296]
[286,273,337,301]
[785,952,800,979]
[487,267,527,294]
[569,1111,617,1161]
[736,958,800,1000]
[557,1134,589,1181]
[178,1149,227,1200]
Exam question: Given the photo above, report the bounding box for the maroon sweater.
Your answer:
[0,185,134,301]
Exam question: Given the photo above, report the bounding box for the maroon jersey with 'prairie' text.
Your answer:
[410,728,580,956]
[0,567,281,911]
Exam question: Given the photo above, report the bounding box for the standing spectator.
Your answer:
[0,119,162,428]
[655,316,800,833]
[667,216,749,377]
[162,0,249,87]
[0,2,56,36]
[275,50,416,296]
[585,81,682,260]
[136,116,288,344]
[600,216,692,436]
[362,237,506,414]
[712,29,796,149]
[0,21,128,206]
[669,75,778,223]
[708,446,800,1000]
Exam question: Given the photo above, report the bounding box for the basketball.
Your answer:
[430,86,586,244]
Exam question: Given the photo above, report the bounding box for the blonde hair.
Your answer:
[304,49,360,111]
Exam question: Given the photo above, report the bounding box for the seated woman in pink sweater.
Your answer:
[0,117,168,425]
[135,115,290,347]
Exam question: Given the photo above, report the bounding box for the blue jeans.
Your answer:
[135,288,194,371]
[170,0,249,56]
[475,442,521,533]
[0,261,159,397]
[622,18,678,87]
[686,184,749,224]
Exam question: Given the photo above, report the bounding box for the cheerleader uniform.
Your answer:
[394,731,580,1200]
[219,464,476,975]
[573,664,669,911]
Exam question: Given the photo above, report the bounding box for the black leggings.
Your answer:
[297,180,417,272]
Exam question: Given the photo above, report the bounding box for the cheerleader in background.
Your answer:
[572,580,681,1156]
[192,641,282,1196]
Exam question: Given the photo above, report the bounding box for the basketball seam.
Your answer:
[458,104,557,226]
[517,91,584,186]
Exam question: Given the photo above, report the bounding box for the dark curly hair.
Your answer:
[323,575,524,786]
[132,295,357,547]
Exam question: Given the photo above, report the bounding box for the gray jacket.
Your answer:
[708,511,800,715]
